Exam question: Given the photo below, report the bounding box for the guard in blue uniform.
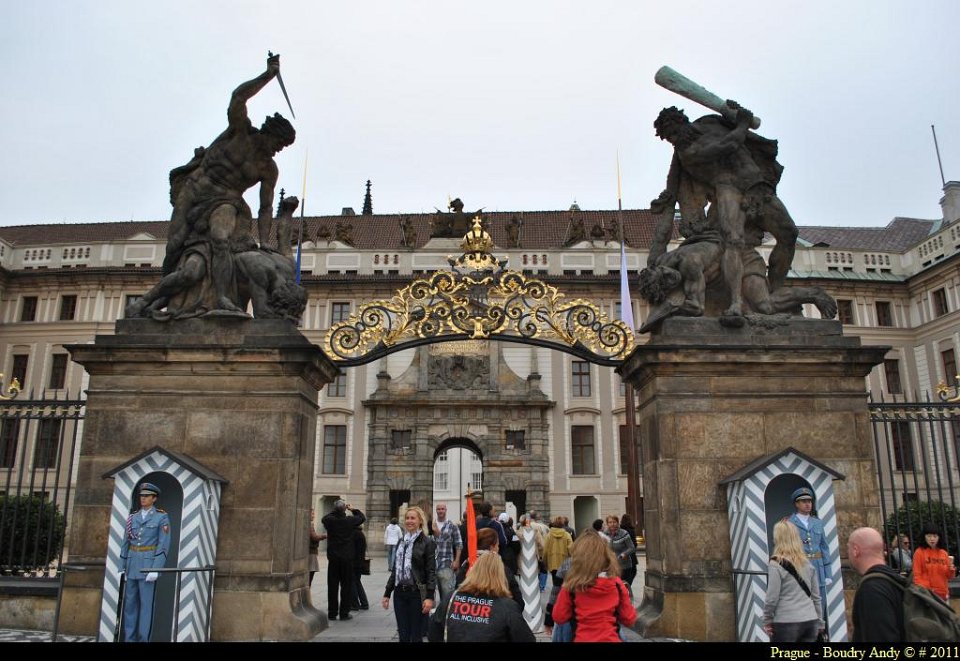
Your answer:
[787,487,831,625]
[120,482,171,642]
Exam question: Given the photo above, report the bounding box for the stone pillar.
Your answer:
[619,318,886,641]
[61,318,338,641]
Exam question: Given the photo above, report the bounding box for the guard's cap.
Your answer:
[139,482,161,497]
[791,487,814,502]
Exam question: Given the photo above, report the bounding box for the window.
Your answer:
[883,359,903,395]
[48,354,68,390]
[836,300,854,325]
[505,430,525,450]
[391,429,412,451]
[327,374,347,397]
[572,361,591,397]
[0,419,19,468]
[933,289,949,318]
[471,470,483,491]
[59,295,77,321]
[434,462,448,490]
[890,421,914,471]
[330,302,351,324]
[11,355,28,389]
[942,349,958,388]
[571,425,596,475]
[20,296,37,322]
[33,419,61,469]
[321,425,346,474]
[875,301,893,327]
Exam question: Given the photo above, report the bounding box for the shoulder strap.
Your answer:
[777,558,812,598]
[570,589,577,635]
[443,588,459,642]
[862,571,908,591]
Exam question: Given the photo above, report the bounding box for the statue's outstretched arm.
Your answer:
[227,55,280,128]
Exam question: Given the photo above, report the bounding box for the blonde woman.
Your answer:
[552,530,636,642]
[382,506,437,642]
[428,550,535,642]
[763,520,824,642]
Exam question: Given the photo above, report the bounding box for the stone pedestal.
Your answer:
[61,318,338,641]
[619,317,886,641]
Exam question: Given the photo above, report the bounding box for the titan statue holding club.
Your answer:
[640,66,835,331]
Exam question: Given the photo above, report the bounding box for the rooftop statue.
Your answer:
[127,54,303,321]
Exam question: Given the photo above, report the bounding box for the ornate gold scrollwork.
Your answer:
[324,216,635,365]
[937,377,960,403]
[0,373,22,400]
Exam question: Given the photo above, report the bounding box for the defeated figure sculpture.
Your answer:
[127,54,300,320]
[639,209,836,333]
[234,195,307,321]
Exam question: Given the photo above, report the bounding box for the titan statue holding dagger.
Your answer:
[127,53,306,321]
[639,66,836,332]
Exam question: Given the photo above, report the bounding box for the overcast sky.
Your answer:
[1,1,957,229]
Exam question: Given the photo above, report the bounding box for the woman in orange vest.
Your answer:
[913,523,956,601]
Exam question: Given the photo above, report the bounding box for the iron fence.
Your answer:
[869,393,960,560]
[0,391,85,577]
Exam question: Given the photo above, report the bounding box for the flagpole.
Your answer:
[618,152,643,537]
[295,149,307,284]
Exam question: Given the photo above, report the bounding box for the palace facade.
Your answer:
[1,181,958,534]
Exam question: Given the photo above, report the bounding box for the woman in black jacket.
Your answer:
[382,506,437,642]
[429,550,535,642]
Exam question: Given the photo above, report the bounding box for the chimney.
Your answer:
[341,207,356,216]
[941,181,960,224]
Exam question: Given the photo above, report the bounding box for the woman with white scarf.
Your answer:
[382,506,437,642]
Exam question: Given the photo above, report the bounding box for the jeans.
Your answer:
[771,619,820,643]
[436,566,456,608]
[386,545,397,569]
[393,588,426,642]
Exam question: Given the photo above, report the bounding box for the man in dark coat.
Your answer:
[321,499,365,621]
[848,527,906,641]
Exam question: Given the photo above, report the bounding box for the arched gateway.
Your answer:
[322,216,638,535]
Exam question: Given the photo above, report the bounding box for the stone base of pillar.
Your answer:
[61,318,338,641]
[621,317,886,641]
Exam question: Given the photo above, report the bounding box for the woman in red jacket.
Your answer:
[552,530,636,642]
[913,523,956,601]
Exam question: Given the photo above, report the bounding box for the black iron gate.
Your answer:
[0,392,85,577]
[869,394,960,560]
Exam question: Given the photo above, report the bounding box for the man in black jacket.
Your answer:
[322,500,366,621]
[848,526,906,641]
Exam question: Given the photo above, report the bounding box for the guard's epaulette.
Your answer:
[157,508,166,513]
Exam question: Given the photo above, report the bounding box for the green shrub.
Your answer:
[883,500,960,554]
[0,494,65,574]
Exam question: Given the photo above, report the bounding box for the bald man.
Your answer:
[848,527,906,641]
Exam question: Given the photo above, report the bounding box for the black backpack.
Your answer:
[863,572,960,642]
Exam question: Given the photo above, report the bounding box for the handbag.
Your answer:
[359,557,371,575]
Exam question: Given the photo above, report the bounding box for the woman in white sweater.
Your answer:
[763,520,824,642]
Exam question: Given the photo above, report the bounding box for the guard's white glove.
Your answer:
[145,572,159,582]
[824,577,833,585]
